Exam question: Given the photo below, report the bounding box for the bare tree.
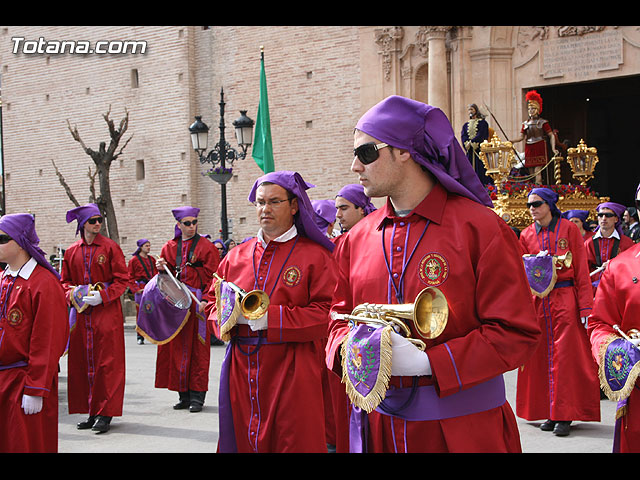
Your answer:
[55,106,132,243]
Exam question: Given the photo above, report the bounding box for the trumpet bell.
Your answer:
[241,290,270,320]
[556,251,572,269]
[414,287,448,339]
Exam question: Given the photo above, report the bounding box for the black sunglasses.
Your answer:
[0,234,13,245]
[597,212,616,218]
[526,200,545,208]
[181,219,198,226]
[354,142,389,165]
[87,216,103,224]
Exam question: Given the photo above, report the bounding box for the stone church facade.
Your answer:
[1,26,638,258]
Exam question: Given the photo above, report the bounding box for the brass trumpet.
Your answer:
[213,273,270,320]
[523,251,572,269]
[335,287,449,351]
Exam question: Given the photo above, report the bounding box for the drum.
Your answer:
[156,272,192,310]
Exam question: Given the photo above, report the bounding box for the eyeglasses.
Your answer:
[526,200,545,208]
[354,142,389,165]
[181,219,198,226]
[597,212,616,218]
[0,234,13,245]
[253,198,292,208]
[87,216,103,224]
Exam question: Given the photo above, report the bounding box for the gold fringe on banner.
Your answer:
[598,334,640,405]
[214,278,242,342]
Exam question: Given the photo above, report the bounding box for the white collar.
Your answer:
[257,224,298,248]
[3,257,37,280]
[594,228,620,240]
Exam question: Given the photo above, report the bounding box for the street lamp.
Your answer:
[189,88,254,242]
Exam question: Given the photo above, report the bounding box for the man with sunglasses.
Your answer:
[326,95,540,453]
[517,188,600,437]
[154,206,220,413]
[0,214,69,452]
[206,171,336,452]
[62,203,129,434]
[584,202,634,294]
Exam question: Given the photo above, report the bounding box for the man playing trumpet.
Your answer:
[326,96,540,453]
[206,171,337,453]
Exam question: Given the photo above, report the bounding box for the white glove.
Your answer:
[536,250,549,257]
[631,338,640,347]
[22,394,43,415]
[390,331,431,376]
[581,316,589,329]
[82,290,103,306]
[248,312,268,332]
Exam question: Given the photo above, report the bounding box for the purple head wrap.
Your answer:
[529,187,561,218]
[597,202,627,236]
[355,95,493,208]
[0,213,60,279]
[171,206,200,238]
[248,171,334,252]
[66,203,101,236]
[132,238,150,256]
[561,209,589,229]
[336,184,377,216]
[312,199,337,231]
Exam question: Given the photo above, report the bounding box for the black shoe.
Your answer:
[137,336,144,345]
[189,390,206,413]
[210,336,225,346]
[553,421,571,437]
[540,420,556,431]
[173,391,190,410]
[92,416,112,434]
[77,415,97,430]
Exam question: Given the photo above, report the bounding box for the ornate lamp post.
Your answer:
[478,133,516,194]
[189,88,254,242]
[567,139,599,187]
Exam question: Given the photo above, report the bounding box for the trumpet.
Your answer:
[213,273,270,320]
[523,251,572,269]
[334,287,448,351]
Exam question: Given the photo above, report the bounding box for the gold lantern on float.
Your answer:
[567,139,599,186]
[478,133,516,193]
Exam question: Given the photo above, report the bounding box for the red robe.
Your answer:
[326,183,540,453]
[0,261,69,453]
[206,234,336,453]
[588,243,640,452]
[155,234,219,393]
[127,253,157,296]
[517,217,601,422]
[584,232,634,294]
[61,233,129,418]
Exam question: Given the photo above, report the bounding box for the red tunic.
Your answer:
[206,234,336,453]
[127,253,157,295]
[61,233,129,417]
[326,183,540,453]
[517,217,601,422]
[0,262,69,453]
[155,234,219,393]
[588,243,640,452]
[584,232,634,294]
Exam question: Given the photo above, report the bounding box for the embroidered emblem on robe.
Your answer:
[418,252,449,287]
[283,266,302,287]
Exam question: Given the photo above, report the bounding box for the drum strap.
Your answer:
[594,237,620,267]
[176,234,200,274]
[135,253,153,282]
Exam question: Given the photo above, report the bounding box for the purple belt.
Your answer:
[349,374,506,452]
[0,360,28,371]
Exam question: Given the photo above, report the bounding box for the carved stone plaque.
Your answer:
[541,30,623,80]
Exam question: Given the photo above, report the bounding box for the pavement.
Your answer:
[55,321,618,454]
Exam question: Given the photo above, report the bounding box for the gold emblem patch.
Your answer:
[8,308,23,326]
[558,238,568,250]
[97,254,107,265]
[283,266,302,287]
[418,252,449,287]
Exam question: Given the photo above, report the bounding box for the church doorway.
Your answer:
[536,75,640,206]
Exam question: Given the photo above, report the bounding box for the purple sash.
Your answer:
[523,255,557,298]
[136,275,191,345]
[349,375,507,453]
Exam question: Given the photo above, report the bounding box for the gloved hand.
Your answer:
[536,249,549,257]
[249,313,268,332]
[581,316,589,329]
[82,290,103,306]
[390,331,431,376]
[22,394,43,415]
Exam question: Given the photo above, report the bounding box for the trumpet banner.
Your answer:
[214,278,243,342]
[522,255,557,298]
[341,323,393,414]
